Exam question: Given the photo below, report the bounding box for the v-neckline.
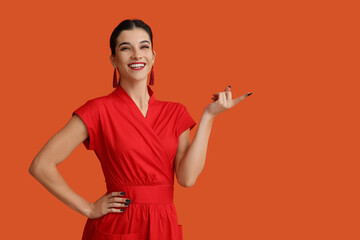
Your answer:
[114,84,154,120]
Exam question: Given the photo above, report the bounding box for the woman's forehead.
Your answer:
[116,28,150,45]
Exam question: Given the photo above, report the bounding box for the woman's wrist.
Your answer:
[83,202,94,218]
[203,109,216,121]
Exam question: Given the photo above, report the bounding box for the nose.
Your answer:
[131,48,142,60]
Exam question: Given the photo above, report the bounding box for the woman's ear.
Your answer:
[152,51,156,63]
[110,54,116,68]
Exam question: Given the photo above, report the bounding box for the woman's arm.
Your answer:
[28,115,93,218]
[174,111,214,187]
[174,86,252,187]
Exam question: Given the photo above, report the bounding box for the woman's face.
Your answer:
[110,28,155,83]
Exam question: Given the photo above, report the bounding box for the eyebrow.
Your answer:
[118,40,150,48]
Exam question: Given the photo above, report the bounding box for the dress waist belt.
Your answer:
[106,185,174,204]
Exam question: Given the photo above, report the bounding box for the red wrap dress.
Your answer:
[72,85,196,240]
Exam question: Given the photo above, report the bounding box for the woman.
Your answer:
[29,19,252,240]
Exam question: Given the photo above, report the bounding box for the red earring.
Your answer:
[149,66,154,85]
[113,68,118,88]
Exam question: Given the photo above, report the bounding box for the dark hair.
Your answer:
[110,19,153,56]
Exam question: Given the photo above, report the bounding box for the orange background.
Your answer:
[1,0,359,239]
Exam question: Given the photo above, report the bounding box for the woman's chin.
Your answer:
[127,76,149,83]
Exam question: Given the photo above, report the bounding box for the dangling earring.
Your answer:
[149,66,154,85]
[113,68,118,88]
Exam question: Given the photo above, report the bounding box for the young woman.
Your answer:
[29,19,252,240]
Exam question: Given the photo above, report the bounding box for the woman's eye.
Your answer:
[120,46,149,51]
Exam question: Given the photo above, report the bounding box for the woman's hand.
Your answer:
[204,85,252,118]
[87,192,131,219]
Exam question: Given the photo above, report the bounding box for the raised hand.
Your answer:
[87,191,131,219]
[204,85,252,118]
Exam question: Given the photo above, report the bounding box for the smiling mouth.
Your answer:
[128,63,146,70]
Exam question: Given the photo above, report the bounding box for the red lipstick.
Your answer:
[128,62,146,70]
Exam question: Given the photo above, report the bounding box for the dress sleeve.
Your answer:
[71,99,100,150]
[175,103,196,138]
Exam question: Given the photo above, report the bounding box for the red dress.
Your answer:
[72,85,196,240]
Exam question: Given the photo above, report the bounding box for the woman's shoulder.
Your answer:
[83,95,106,104]
[76,94,112,111]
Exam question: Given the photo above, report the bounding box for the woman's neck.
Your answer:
[119,80,150,108]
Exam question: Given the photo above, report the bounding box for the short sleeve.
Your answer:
[72,99,100,150]
[175,103,196,138]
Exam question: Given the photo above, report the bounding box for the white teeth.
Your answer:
[129,63,145,68]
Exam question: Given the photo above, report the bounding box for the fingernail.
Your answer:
[120,209,125,212]
[125,199,132,203]
[247,92,253,96]
[120,192,126,195]
[228,85,231,88]
[124,202,130,206]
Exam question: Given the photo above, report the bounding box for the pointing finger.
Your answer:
[232,92,253,106]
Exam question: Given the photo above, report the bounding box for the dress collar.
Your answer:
[111,85,155,122]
